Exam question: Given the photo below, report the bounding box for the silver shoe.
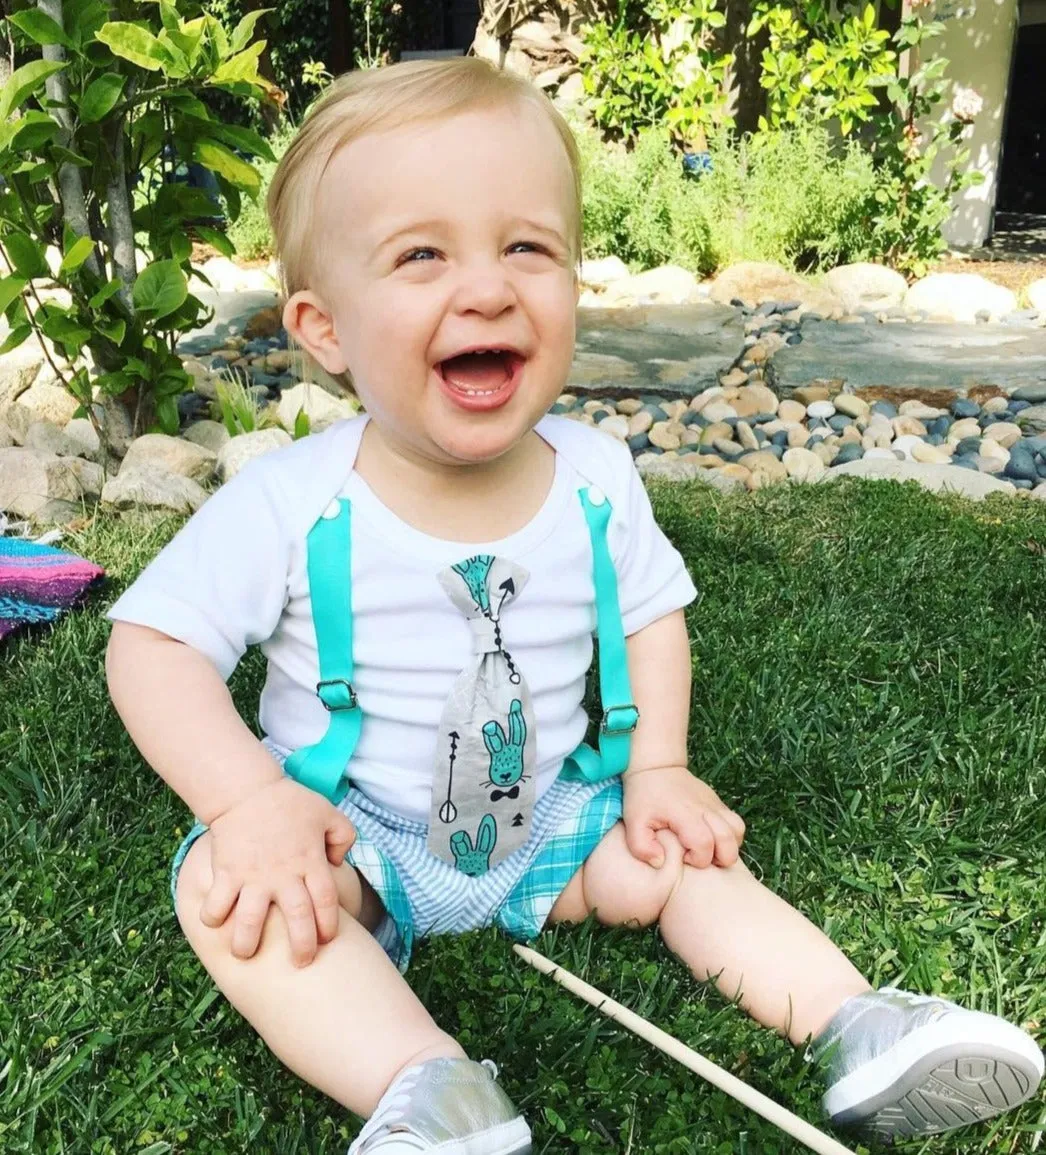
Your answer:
[347,1058,532,1154]
[815,987,1044,1140]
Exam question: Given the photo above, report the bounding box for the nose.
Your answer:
[450,258,516,319]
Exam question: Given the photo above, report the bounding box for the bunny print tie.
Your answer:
[428,555,535,874]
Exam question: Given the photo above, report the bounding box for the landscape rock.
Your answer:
[217,428,292,482]
[580,255,630,289]
[0,447,103,517]
[904,274,1017,324]
[823,263,907,314]
[120,433,216,483]
[709,261,843,316]
[183,420,231,455]
[101,466,208,514]
[276,381,359,434]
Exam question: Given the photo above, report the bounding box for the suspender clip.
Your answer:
[601,704,640,735]
[317,679,358,711]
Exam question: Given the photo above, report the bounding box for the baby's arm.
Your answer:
[621,609,746,870]
[106,621,283,821]
[106,622,356,965]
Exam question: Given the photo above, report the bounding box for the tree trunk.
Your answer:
[37,0,105,281]
[722,0,767,135]
[329,0,355,76]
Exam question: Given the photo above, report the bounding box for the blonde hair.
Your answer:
[267,57,583,304]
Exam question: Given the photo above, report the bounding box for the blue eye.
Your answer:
[400,248,439,264]
[508,242,540,255]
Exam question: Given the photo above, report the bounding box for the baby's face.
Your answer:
[291,102,578,467]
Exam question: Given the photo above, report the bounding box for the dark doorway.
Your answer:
[996,21,1046,214]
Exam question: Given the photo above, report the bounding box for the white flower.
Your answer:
[952,85,983,124]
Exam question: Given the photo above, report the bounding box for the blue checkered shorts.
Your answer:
[170,771,623,972]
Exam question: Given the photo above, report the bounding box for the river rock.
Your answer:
[982,422,1023,449]
[1017,404,1046,434]
[709,261,843,316]
[580,255,630,290]
[0,447,103,517]
[783,446,826,482]
[276,381,359,433]
[183,420,232,455]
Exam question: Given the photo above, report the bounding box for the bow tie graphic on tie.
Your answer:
[428,555,536,873]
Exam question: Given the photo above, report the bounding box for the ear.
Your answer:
[282,290,349,375]
[477,814,497,854]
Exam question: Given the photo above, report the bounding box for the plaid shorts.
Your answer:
[170,772,623,972]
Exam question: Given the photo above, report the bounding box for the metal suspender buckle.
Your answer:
[316,679,358,711]
[601,704,640,735]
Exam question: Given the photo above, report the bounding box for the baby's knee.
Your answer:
[581,824,686,928]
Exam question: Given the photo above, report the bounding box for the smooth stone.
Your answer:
[783,446,826,482]
[700,421,733,446]
[828,414,854,434]
[1017,404,1046,434]
[951,398,981,418]
[787,425,810,448]
[983,421,1023,449]
[871,401,899,419]
[793,385,832,406]
[979,439,1011,466]
[912,441,951,464]
[713,437,744,460]
[1004,447,1039,482]
[807,400,836,420]
[949,419,982,442]
[778,399,806,423]
[615,398,643,416]
[863,447,899,460]
[736,421,760,451]
[1013,383,1046,404]
[702,400,739,423]
[891,434,926,460]
[984,396,1010,415]
[833,393,869,419]
[679,410,705,427]
[951,455,980,471]
[627,433,650,453]
[629,410,654,436]
[898,400,946,420]
[771,430,789,448]
[833,442,864,466]
[927,416,952,439]
[974,454,1007,475]
[738,450,788,483]
[1008,400,1032,414]
[893,416,928,438]
[826,459,1017,499]
[599,414,630,440]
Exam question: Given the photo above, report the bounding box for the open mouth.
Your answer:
[437,348,525,409]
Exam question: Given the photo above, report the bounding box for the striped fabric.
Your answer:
[0,536,104,641]
[169,773,623,973]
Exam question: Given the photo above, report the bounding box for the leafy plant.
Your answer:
[213,366,275,435]
[0,0,279,439]
[579,0,734,148]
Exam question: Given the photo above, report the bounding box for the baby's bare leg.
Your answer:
[175,832,465,1116]
[553,825,870,1044]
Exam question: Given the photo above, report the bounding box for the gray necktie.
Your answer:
[428,554,535,873]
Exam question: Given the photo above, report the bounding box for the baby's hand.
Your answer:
[622,766,744,870]
[200,777,356,967]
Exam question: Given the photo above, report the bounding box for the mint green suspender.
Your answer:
[283,487,639,803]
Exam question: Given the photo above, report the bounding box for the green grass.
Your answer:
[2,480,1045,1154]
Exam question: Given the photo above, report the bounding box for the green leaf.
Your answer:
[210,43,265,87]
[132,259,188,320]
[4,232,50,279]
[0,275,28,315]
[192,225,234,257]
[293,407,311,440]
[59,235,96,274]
[7,9,73,48]
[6,110,60,152]
[156,394,179,433]
[89,279,124,309]
[96,317,126,345]
[0,322,32,355]
[95,22,166,71]
[170,231,191,263]
[79,72,126,123]
[40,313,91,352]
[192,139,260,197]
[230,8,273,53]
[94,370,133,394]
[186,117,276,162]
[0,59,67,122]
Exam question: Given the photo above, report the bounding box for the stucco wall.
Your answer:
[919,0,1020,248]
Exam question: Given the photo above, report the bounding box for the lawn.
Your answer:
[2,479,1045,1155]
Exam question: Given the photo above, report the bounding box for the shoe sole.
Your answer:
[352,1117,532,1154]
[825,1019,1044,1141]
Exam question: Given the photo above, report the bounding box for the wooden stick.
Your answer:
[513,944,856,1155]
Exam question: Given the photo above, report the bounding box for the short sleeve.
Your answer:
[106,461,293,680]
[610,457,698,637]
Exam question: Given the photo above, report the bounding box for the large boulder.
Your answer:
[276,381,358,434]
[0,344,48,414]
[182,419,231,455]
[217,428,291,482]
[826,458,1017,499]
[905,273,1017,323]
[187,255,279,295]
[709,261,843,316]
[0,447,103,518]
[120,433,216,483]
[601,265,702,307]
[580,255,630,290]
[823,263,908,314]
[101,466,208,514]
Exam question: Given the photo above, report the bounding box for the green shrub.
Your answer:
[579,120,876,275]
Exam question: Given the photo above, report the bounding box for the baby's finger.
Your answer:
[624,816,667,868]
[325,811,357,866]
[674,811,715,868]
[199,868,240,929]
[702,810,741,867]
[275,877,320,967]
[305,868,341,946]
[229,884,272,960]
[724,807,745,845]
